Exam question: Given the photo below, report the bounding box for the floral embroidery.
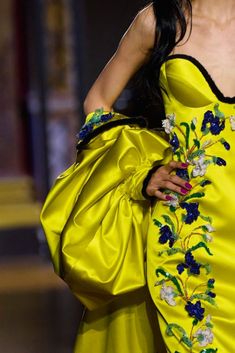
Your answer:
[229,116,235,130]
[160,283,177,306]
[162,113,176,134]
[154,104,234,352]
[77,108,114,141]
[194,327,214,347]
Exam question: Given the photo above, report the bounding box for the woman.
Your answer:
[41,0,235,352]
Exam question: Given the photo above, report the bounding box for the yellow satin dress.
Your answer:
[40,56,235,353]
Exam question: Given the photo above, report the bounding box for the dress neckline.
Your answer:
[163,54,235,104]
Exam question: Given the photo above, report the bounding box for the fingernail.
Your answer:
[166,195,173,201]
[181,163,189,168]
[181,188,188,194]
[185,182,192,189]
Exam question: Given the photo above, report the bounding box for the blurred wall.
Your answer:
[0,0,147,250]
[73,0,145,101]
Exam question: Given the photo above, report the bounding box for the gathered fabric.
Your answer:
[41,113,170,311]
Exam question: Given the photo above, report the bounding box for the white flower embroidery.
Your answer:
[165,194,179,208]
[194,328,214,347]
[229,116,235,131]
[205,234,213,242]
[192,117,198,126]
[204,224,215,232]
[192,154,208,177]
[162,113,176,134]
[160,284,177,306]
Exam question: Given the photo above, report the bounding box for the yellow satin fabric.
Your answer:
[41,57,235,353]
[147,56,235,352]
[41,114,170,353]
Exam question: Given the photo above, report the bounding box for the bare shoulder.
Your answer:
[129,4,156,53]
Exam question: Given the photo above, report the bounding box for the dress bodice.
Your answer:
[160,55,235,111]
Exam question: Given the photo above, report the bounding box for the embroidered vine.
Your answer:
[77,108,114,141]
[154,104,235,353]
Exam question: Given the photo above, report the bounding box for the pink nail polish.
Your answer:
[185,182,192,189]
[181,163,189,168]
[181,188,188,194]
[166,195,173,201]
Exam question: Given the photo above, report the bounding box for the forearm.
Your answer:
[83,6,155,115]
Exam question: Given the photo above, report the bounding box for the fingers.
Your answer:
[145,161,192,200]
[163,161,188,174]
[151,189,171,201]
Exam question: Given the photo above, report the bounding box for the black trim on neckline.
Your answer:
[164,54,235,104]
[76,117,148,151]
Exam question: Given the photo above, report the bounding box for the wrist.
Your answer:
[142,164,163,200]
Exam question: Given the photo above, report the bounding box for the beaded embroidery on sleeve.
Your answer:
[77,108,114,142]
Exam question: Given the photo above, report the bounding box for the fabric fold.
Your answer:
[41,113,170,310]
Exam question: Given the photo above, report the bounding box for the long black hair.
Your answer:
[145,0,192,99]
[129,0,192,126]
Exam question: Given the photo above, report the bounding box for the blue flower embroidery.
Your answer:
[201,110,225,135]
[180,202,200,224]
[185,301,205,321]
[159,225,175,248]
[222,141,230,150]
[207,278,215,288]
[177,252,201,275]
[78,123,93,140]
[200,180,212,187]
[215,157,226,166]
[100,112,113,122]
[176,168,189,181]
[77,110,114,141]
[170,132,180,151]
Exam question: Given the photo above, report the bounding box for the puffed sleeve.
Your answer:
[40,111,170,310]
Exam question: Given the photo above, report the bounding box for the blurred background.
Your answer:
[0,0,144,352]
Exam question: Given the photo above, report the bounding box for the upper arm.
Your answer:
[84,5,156,114]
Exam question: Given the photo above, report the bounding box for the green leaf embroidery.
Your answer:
[162,215,175,233]
[189,149,205,160]
[183,192,205,202]
[200,349,218,353]
[170,205,177,213]
[202,127,210,135]
[202,263,212,275]
[206,321,214,328]
[214,103,224,119]
[153,219,162,228]
[180,122,190,149]
[156,268,183,295]
[190,293,216,306]
[193,138,200,149]
[158,247,184,256]
[181,336,193,348]
[212,156,218,164]
[188,241,213,256]
[175,151,182,161]
[166,324,193,348]
[200,214,212,223]
[191,120,196,131]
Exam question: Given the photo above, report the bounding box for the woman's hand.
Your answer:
[146,161,192,201]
